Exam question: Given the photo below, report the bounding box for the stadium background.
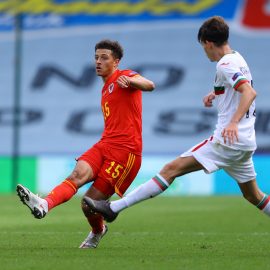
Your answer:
[0,0,270,196]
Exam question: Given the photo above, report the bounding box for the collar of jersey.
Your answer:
[104,69,120,87]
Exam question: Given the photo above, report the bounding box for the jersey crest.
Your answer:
[108,83,114,94]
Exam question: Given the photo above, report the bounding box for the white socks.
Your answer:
[257,194,270,216]
[110,174,169,213]
[111,183,270,218]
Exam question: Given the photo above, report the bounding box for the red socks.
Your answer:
[45,179,78,211]
[44,179,103,234]
[86,214,104,234]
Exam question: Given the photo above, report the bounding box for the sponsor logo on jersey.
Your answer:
[232,72,243,81]
[108,83,114,93]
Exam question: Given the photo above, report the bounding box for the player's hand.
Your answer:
[117,75,131,88]
[221,122,239,145]
[203,92,215,107]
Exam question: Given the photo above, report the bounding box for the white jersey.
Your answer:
[213,51,256,151]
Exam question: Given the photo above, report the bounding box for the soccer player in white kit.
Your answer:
[84,16,270,222]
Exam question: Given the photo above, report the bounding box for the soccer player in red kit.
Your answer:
[16,39,155,248]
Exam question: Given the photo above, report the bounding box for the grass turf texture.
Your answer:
[0,195,270,270]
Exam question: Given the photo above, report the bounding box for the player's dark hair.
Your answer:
[198,16,229,47]
[95,39,124,60]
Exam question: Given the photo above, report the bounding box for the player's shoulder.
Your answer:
[119,69,140,77]
[217,51,242,72]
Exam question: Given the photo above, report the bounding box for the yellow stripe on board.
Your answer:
[0,0,220,16]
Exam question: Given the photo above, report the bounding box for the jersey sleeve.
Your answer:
[120,70,141,91]
[218,61,249,91]
[121,70,140,78]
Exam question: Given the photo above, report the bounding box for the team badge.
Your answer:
[108,83,114,93]
[232,72,243,81]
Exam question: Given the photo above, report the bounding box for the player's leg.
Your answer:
[80,149,132,249]
[224,149,270,216]
[111,155,203,211]
[17,159,93,218]
[84,155,204,222]
[107,137,219,216]
[44,159,93,211]
[17,144,103,218]
[80,184,112,249]
[238,179,270,216]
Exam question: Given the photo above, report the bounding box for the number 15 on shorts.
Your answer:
[105,161,123,179]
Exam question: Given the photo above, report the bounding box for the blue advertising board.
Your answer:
[0,0,240,31]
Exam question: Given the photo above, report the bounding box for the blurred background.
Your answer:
[0,0,269,196]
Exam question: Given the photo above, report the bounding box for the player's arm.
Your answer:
[222,82,257,145]
[230,82,257,123]
[117,75,155,91]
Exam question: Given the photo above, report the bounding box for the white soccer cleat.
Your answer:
[16,184,48,219]
[79,225,108,249]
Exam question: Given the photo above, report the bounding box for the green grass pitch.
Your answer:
[1,195,270,270]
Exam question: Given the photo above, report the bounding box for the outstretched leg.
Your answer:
[84,156,203,222]
[16,160,93,218]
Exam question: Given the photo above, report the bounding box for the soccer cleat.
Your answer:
[83,197,118,223]
[16,184,48,219]
[79,225,108,249]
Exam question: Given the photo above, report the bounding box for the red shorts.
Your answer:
[77,142,142,197]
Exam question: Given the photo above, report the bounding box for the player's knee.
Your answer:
[68,170,89,188]
[70,169,83,180]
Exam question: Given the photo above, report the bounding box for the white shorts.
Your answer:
[181,137,257,183]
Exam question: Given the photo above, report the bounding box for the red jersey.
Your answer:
[100,69,142,155]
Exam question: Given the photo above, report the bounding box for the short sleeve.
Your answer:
[121,70,140,78]
[218,62,249,90]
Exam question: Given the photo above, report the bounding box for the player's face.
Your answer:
[201,41,215,62]
[95,49,119,78]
